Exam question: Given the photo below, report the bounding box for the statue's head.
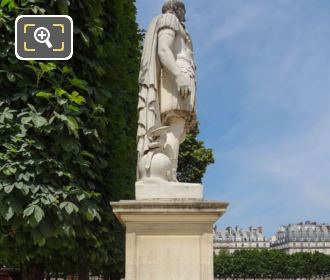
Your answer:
[162,0,186,23]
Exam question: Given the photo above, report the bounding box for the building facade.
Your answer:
[270,221,330,254]
[214,226,270,254]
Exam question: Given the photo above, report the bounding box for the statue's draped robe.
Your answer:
[137,13,195,162]
[137,14,181,160]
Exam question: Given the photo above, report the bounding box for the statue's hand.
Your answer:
[176,73,191,98]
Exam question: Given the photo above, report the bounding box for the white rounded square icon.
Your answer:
[15,15,73,60]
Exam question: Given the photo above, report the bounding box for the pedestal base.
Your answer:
[135,180,203,200]
[111,200,229,280]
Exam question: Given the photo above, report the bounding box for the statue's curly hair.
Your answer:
[162,0,185,14]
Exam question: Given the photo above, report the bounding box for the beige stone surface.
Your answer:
[137,236,201,280]
[111,200,229,280]
[135,180,203,200]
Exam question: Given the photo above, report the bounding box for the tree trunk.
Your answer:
[22,264,43,280]
[78,265,89,280]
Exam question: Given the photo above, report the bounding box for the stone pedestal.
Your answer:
[111,199,228,280]
[135,181,203,200]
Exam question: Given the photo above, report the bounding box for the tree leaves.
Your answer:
[6,71,15,82]
[36,91,53,99]
[85,207,101,222]
[66,116,79,131]
[39,62,56,73]
[62,66,72,74]
[0,0,15,10]
[68,78,88,91]
[68,91,86,105]
[23,205,45,225]
[59,201,79,215]
[0,107,15,122]
[178,123,214,183]
[214,249,330,278]
[0,0,140,277]
[33,205,44,224]
[1,0,12,7]
[32,115,48,128]
[4,205,14,221]
[53,112,79,137]
[4,184,14,193]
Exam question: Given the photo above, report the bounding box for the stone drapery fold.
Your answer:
[137,13,181,161]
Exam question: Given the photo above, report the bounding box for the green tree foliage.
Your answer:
[177,124,214,183]
[0,0,140,279]
[214,251,233,278]
[214,249,330,279]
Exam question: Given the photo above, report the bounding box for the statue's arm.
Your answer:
[158,28,181,78]
[158,28,191,97]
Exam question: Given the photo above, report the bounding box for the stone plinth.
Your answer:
[135,181,203,200]
[111,200,229,280]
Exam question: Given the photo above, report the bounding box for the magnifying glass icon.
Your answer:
[34,27,53,49]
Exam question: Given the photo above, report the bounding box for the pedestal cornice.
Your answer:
[111,200,229,225]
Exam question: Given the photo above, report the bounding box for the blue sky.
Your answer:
[135,0,330,236]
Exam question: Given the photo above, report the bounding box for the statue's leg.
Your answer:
[164,116,186,181]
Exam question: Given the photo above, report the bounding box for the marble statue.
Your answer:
[137,0,196,182]
[112,3,228,278]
